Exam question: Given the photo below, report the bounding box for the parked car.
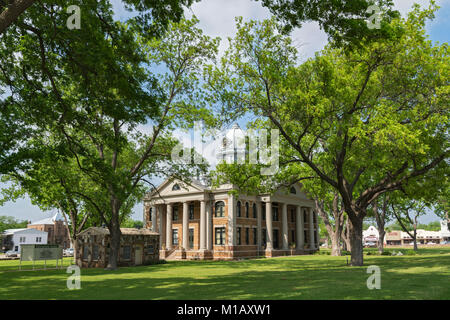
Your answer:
[5,250,18,257]
[64,248,74,256]
[365,242,376,247]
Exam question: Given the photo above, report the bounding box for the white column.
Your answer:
[206,201,212,250]
[159,205,166,249]
[265,202,273,250]
[166,203,173,250]
[200,200,206,250]
[151,206,157,232]
[281,203,288,250]
[257,202,262,250]
[309,207,315,250]
[296,206,304,250]
[227,195,236,246]
[182,202,189,250]
[155,205,160,233]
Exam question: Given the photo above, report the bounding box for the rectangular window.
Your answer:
[173,206,179,221]
[291,209,295,222]
[262,228,267,247]
[253,228,257,245]
[189,204,195,220]
[272,207,279,221]
[245,228,249,245]
[92,245,99,260]
[122,245,131,260]
[273,229,279,249]
[189,228,194,249]
[146,245,154,254]
[291,230,295,244]
[237,227,241,245]
[83,245,89,261]
[304,230,308,245]
[215,227,225,245]
[149,207,152,221]
[172,229,179,246]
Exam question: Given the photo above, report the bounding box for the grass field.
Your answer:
[0,247,449,300]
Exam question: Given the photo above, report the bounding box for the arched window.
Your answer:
[172,183,180,191]
[290,186,296,194]
[237,201,241,217]
[245,202,249,218]
[252,203,257,218]
[215,201,225,217]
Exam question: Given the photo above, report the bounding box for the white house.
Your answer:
[2,228,48,253]
[363,225,380,244]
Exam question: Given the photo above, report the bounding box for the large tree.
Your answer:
[0,0,196,174]
[1,0,216,269]
[205,3,449,265]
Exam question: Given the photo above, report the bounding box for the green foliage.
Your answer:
[257,0,402,47]
[0,216,28,233]
[121,217,144,229]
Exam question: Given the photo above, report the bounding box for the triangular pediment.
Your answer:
[146,177,205,199]
[274,182,310,200]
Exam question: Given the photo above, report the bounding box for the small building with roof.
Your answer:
[76,227,159,268]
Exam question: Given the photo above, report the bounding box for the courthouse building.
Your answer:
[143,124,319,260]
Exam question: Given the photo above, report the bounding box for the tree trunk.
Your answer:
[342,216,351,252]
[378,230,385,254]
[73,239,80,266]
[106,199,122,270]
[349,218,364,266]
[330,232,341,256]
[413,228,418,251]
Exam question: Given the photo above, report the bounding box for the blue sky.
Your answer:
[1,0,448,225]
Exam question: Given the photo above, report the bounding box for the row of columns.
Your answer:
[264,202,317,251]
[150,200,212,251]
[149,200,318,252]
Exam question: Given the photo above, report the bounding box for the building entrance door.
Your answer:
[135,245,143,265]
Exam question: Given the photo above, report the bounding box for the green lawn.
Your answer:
[1,248,449,300]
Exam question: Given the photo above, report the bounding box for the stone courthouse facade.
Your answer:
[143,179,319,260]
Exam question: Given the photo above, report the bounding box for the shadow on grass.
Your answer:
[0,254,449,300]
